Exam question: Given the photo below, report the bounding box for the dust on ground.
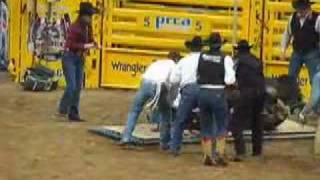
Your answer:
[0,72,320,180]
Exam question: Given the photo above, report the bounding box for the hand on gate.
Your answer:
[94,44,102,49]
[84,43,101,50]
[93,42,102,49]
[84,43,95,49]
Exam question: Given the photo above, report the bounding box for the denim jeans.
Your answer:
[121,80,172,147]
[170,84,199,152]
[198,88,227,138]
[0,30,8,70]
[231,91,265,156]
[158,105,173,148]
[59,52,84,117]
[309,71,320,112]
[289,50,320,83]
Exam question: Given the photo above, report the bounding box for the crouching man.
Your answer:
[119,51,181,150]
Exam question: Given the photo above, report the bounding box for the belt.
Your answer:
[200,84,225,89]
[65,49,84,57]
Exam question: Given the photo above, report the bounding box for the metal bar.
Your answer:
[113,8,239,25]
[129,0,244,8]
[232,0,238,45]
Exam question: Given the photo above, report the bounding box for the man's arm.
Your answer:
[281,15,293,58]
[315,15,320,33]
[224,56,236,85]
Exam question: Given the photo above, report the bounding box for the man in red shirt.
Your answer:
[58,2,99,122]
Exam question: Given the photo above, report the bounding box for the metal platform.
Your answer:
[89,120,316,145]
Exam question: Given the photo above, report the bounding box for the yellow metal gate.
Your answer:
[101,0,253,88]
[8,0,103,88]
[8,0,320,99]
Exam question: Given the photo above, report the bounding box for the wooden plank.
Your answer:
[89,121,316,145]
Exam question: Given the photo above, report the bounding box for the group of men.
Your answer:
[117,0,320,166]
[56,0,320,167]
[118,33,266,166]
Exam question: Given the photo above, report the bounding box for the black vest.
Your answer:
[291,12,319,53]
[235,52,265,91]
[197,52,225,85]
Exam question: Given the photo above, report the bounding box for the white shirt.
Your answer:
[143,59,176,83]
[281,13,320,53]
[169,52,201,88]
[223,55,236,85]
[170,52,236,88]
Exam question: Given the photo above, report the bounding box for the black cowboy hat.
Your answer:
[234,40,253,51]
[79,2,99,16]
[185,36,203,49]
[292,0,315,10]
[203,32,226,48]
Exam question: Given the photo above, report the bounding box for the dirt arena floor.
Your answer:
[1,72,320,180]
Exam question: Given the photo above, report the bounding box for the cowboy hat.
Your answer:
[234,40,253,51]
[185,36,203,49]
[292,0,315,10]
[79,2,99,16]
[203,32,227,49]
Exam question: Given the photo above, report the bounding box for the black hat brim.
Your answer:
[203,39,227,46]
[185,41,203,48]
[293,1,315,10]
[233,45,253,50]
[78,8,99,15]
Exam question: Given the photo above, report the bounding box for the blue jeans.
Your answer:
[158,105,173,148]
[0,31,8,70]
[310,71,320,112]
[199,88,227,138]
[289,50,320,83]
[121,80,172,147]
[170,84,199,152]
[59,52,84,116]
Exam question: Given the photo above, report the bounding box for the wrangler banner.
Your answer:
[101,50,165,89]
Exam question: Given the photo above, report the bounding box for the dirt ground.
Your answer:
[0,72,320,180]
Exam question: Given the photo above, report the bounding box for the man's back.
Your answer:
[170,52,201,87]
[143,59,175,83]
[236,53,265,91]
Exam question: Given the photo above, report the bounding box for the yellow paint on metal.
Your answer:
[129,0,247,8]
[101,0,252,88]
[9,0,316,95]
[19,0,35,82]
[101,49,166,89]
[8,0,22,82]
[8,0,103,88]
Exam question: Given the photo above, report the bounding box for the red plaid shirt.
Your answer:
[65,19,94,54]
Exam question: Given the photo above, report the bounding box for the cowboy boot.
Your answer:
[216,136,228,166]
[201,138,213,166]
